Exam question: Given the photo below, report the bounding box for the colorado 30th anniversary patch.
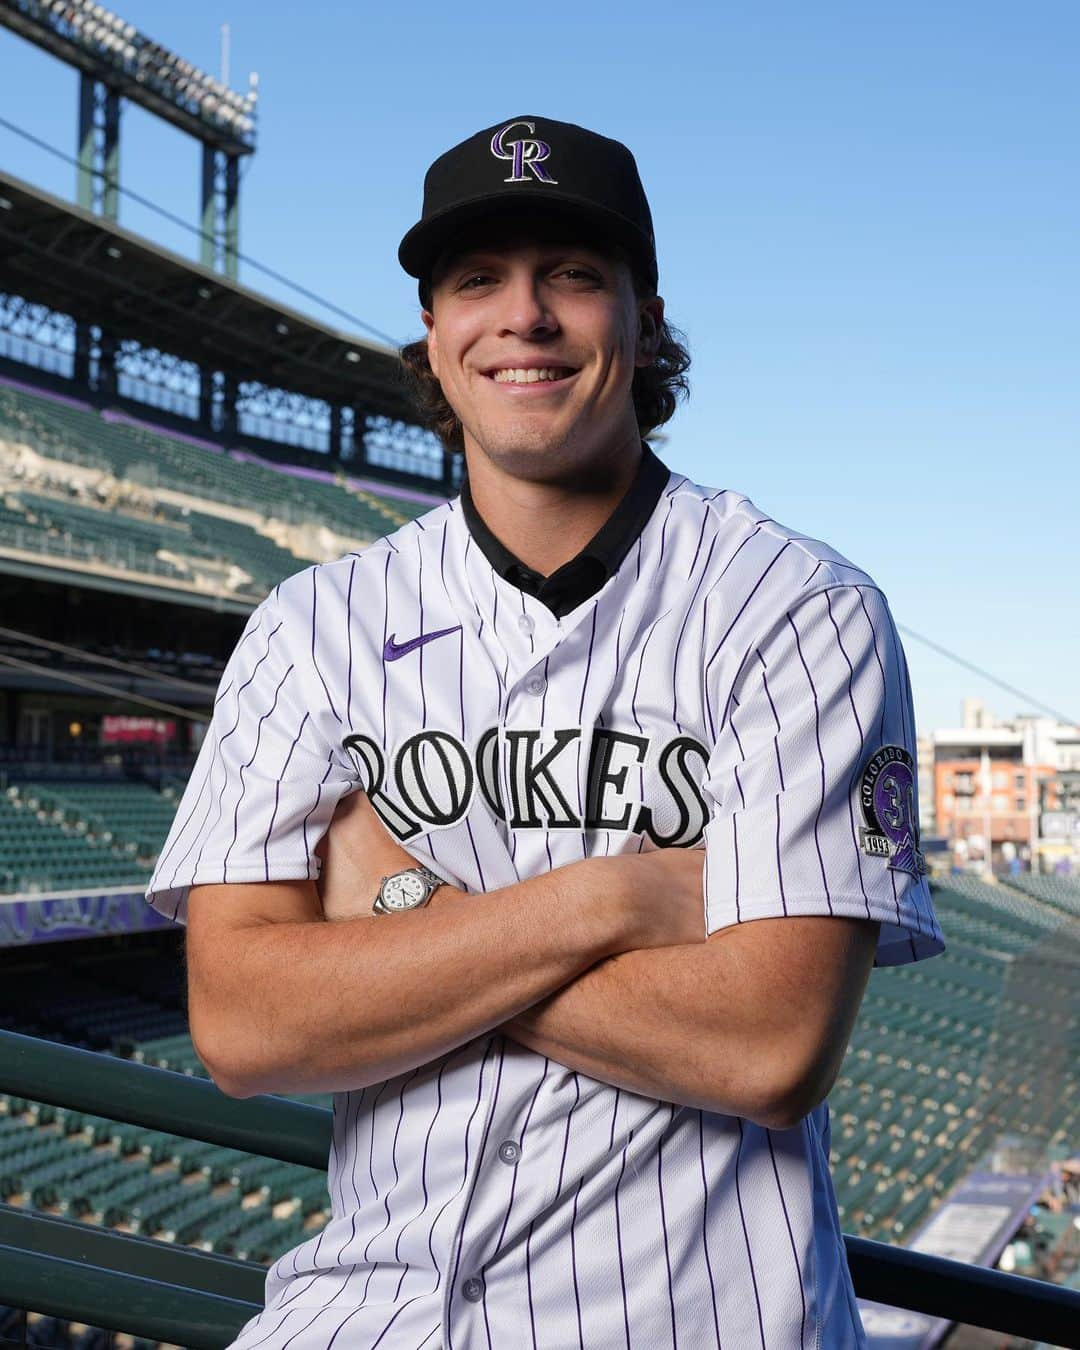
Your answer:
[858,745,926,879]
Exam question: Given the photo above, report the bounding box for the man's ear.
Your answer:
[635,296,664,368]
[421,308,439,379]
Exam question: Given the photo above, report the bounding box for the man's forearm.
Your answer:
[190,858,656,1099]
[499,939,779,1121]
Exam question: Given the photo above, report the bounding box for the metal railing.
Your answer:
[1,1029,1079,1348]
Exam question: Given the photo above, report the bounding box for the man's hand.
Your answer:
[315,790,461,922]
[502,844,707,1038]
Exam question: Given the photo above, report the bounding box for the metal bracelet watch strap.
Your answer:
[372,864,445,914]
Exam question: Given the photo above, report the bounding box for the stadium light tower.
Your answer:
[0,0,258,279]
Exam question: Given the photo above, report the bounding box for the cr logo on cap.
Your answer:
[490,121,558,185]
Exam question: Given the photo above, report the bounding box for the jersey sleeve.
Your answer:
[701,582,944,967]
[146,591,357,924]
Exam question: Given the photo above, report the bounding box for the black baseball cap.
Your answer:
[398,115,658,298]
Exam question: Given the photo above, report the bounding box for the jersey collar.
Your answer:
[459,441,672,618]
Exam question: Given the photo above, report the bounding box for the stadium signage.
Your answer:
[0,892,170,948]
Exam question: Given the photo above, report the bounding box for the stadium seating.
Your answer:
[18,782,182,865]
[1,941,332,1271]
[828,878,1080,1243]
[0,788,149,894]
[0,381,439,596]
[1003,872,1080,918]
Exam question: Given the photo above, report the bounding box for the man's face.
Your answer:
[422,218,663,481]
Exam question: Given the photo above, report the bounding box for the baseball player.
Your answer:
[148,115,944,1348]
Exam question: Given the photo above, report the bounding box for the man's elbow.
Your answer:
[752,1087,820,1132]
[189,995,277,1099]
[752,1053,838,1131]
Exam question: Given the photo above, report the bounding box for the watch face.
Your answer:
[383,872,428,910]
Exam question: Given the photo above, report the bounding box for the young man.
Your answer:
[148,115,943,1348]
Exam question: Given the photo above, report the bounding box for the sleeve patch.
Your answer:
[858,745,926,879]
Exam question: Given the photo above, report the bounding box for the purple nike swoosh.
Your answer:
[383,625,462,661]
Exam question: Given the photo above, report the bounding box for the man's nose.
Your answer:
[497,273,557,338]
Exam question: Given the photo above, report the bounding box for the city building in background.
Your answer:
[932,698,1080,874]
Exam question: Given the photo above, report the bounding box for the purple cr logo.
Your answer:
[859,745,925,878]
[490,121,558,184]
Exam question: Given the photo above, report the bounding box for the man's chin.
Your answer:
[467,425,584,482]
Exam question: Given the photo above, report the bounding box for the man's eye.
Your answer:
[559,268,601,284]
[459,273,494,290]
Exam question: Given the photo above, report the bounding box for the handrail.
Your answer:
[846,1236,1080,1346]
[0,1028,330,1167]
[0,1204,261,1350]
[2,1029,1080,1346]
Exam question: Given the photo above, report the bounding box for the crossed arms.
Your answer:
[186,791,878,1128]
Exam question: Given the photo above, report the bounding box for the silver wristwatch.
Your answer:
[372,864,445,914]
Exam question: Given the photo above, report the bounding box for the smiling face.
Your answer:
[422,215,663,483]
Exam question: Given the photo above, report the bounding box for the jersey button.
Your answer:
[525,676,546,697]
[497,1140,521,1165]
[462,1276,485,1302]
[517,614,535,635]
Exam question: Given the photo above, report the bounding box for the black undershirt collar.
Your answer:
[460,442,672,619]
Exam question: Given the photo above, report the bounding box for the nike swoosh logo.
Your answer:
[383,625,462,662]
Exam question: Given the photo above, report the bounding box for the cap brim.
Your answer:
[398,192,656,287]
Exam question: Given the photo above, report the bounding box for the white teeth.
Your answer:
[491,367,572,384]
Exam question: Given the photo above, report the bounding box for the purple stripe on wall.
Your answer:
[0,372,96,414]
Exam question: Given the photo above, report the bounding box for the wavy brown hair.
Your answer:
[399,258,690,454]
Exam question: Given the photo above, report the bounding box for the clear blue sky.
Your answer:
[2,1,1076,735]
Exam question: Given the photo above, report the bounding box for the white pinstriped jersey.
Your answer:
[147,465,944,1349]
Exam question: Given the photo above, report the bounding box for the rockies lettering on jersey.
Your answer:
[148,470,943,1349]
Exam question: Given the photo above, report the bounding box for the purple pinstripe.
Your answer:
[223,664,294,878]
[300,749,335,861]
[855,587,906,934]
[168,619,283,888]
[825,589,873,919]
[356,1068,422,1306]
[734,1118,767,1349]
[345,558,356,726]
[259,704,308,879]
[765,1129,806,1349]
[390,1055,454,1299]
[657,1105,680,1348]
[672,529,719,734]
[703,541,792,683]
[755,651,786,792]
[381,551,391,743]
[613,1127,635,1350]
[697,1112,723,1349]
[570,1174,587,1349]
[309,569,342,724]
[879,589,930,954]
[440,1037,498,1350]
[786,609,833,913]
